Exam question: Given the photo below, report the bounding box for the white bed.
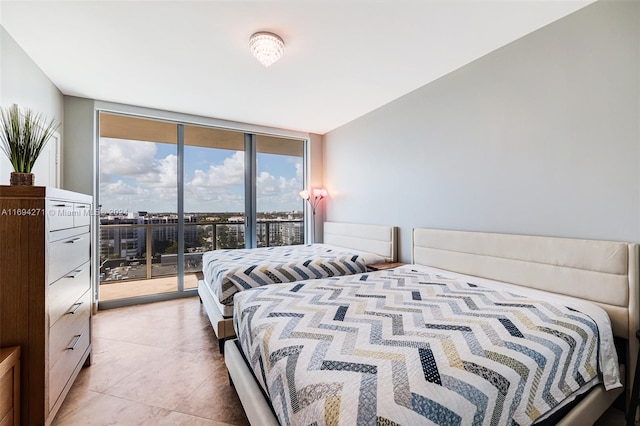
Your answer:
[198,221,398,351]
[225,227,639,425]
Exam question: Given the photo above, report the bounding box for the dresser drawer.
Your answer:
[73,203,91,228]
[48,322,90,411]
[49,289,90,369]
[49,261,90,327]
[48,294,90,410]
[47,199,75,231]
[48,231,90,284]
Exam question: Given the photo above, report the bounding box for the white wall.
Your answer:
[0,26,64,186]
[324,0,640,262]
[63,96,96,195]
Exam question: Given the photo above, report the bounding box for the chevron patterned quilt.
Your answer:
[203,244,377,306]
[234,266,614,426]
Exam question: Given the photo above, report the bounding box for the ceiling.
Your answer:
[1,0,594,135]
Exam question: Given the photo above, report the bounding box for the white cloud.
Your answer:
[99,180,152,212]
[184,151,245,208]
[99,138,157,181]
[102,179,140,195]
[256,158,304,212]
[188,151,245,188]
[294,159,303,181]
[139,154,178,189]
[99,138,178,211]
[257,171,279,196]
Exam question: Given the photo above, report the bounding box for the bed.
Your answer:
[198,221,398,350]
[225,227,639,425]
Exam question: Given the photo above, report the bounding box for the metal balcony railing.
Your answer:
[99,220,303,283]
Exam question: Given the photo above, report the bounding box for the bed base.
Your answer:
[226,340,279,426]
[198,280,234,352]
[556,385,623,425]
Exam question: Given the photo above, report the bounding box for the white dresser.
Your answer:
[0,186,92,426]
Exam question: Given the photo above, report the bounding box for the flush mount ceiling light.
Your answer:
[249,31,284,67]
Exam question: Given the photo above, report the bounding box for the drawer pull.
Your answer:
[68,302,83,315]
[65,237,84,244]
[53,203,71,207]
[67,334,82,351]
[65,268,85,279]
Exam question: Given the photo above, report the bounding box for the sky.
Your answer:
[99,138,304,214]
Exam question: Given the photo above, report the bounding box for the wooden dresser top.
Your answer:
[0,186,91,202]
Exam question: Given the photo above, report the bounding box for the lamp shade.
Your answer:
[249,32,284,67]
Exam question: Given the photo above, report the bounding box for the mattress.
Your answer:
[233,265,620,425]
[202,243,385,307]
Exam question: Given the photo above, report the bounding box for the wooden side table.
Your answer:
[0,347,20,426]
[367,262,404,271]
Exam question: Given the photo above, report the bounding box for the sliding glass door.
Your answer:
[183,125,246,288]
[98,114,179,301]
[255,135,304,247]
[97,112,305,305]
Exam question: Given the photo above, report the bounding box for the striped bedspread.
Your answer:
[203,244,373,306]
[234,266,608,425]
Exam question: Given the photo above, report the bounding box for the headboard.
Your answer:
[324,222,398,262]
[412,227,639,394]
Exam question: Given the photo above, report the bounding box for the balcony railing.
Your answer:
[99,220,303,285]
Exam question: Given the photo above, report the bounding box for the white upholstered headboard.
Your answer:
[412,227,639,397]
[412,228,638,338]
[324,222,397,262]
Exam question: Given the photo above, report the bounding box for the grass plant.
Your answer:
[0,104,60,173]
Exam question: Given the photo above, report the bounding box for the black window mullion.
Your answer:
[177,124,185,291]
[244,134,257,248]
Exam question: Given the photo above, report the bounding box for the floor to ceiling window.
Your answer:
[183,124,246,285]
[97,112,306,305]
[255,135,305,248]
[98,114,179,302]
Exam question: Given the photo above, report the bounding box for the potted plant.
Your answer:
[0,104,60,185]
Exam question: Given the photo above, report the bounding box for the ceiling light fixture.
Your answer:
[249,31,284,67]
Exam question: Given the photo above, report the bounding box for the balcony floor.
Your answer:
[99,274,199,301]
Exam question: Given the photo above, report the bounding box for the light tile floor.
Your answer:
[52,297,627,425]
[52,297,249,425]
